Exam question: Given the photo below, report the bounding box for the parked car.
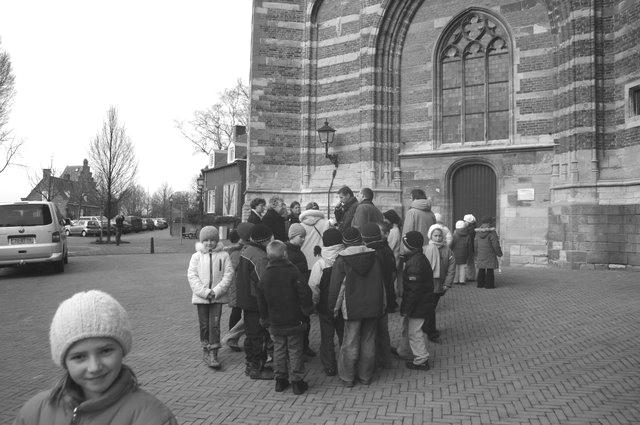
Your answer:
[0,201,68,272]
[143,218,155,230]
[125,216,142,233]
[79,215,113,234]
[110,218,132,234]
[153,218,168,229]
[65,219,101,237]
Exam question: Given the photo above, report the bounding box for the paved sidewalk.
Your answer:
[1,254,639,424]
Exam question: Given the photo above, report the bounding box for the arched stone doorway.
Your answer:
[451,163,497,224]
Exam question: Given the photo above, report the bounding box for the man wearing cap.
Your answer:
[328,227,386,387]
[236,223,274,380]
[351,188,384,230]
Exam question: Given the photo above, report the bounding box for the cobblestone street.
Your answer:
[1,251,639,424]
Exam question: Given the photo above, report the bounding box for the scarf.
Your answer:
[423,240,444,278]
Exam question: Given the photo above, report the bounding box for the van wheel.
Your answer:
[65,229,70,236]
[53,259,64,273]
[81,230,87,237]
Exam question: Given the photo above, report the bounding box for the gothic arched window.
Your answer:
[435,10,512,146]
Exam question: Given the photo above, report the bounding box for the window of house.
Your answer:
[207,189,216,214]
[631,86,640,116]
[436,11,511,145]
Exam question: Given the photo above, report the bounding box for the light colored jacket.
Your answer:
[299,209,330,270]
[308,243,344,305]
[428,223,453,247]
[403,199,436,244]
[187,241,234,304]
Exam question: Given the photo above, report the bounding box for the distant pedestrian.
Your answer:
[308,228,344,376]
[395,231,433,371]
[115,213,124,245]
[13,290,177,425]
[328,227,385,387]
[361,223,397,370]
[474,216,503,289]
[351,188,384,230]
[299,208,330,271]
[450,220,472,285]
[248,198,266,224]
[262,196,288,241]
[187,226,234,369]
[422,226,455,342]
[463,214,477,282]
[333,186,359,232]
[403,189,436,244]
[257,240,313,395]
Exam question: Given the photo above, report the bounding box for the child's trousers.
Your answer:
[398,316,429,365]
[196,303,223,347]
[477,268,495,288]
[454,264,466,283]
[270,331,305,381]
[319,312,344,372]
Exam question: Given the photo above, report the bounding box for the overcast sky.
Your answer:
[0,0,251,202]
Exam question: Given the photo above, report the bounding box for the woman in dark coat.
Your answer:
[261,196,288,241]
[474,216,503,289]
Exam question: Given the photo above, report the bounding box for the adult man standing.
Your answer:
[333,186,359,232]
[403,188,436,245]
[115,213,124,246]
[351,188,384,230]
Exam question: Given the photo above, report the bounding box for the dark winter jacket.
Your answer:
[328,246,385,321]
[399,249,434,319]
[257,258,313,334]
[236,241,269,312]
[224,242,243,307]
[451,228,472,264]
[366,240,398,313]
[466,222,476,260]
[248,210,262,224]
[14,365,177,425]
[334,197,359,232]
[262,208,288,241]
[285,242,309,284]
[474,225,503,269]
[351,200,384,230]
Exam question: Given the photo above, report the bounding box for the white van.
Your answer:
[0,201,69,272]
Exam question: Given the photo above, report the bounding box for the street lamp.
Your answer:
[317,119,338,217]
[196,173,205,225]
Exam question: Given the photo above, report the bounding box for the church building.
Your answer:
[246,0,640,270]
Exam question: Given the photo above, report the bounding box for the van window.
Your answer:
[0,204,53,227]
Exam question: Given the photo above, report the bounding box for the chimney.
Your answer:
[43,169,51,179]
[213,150,227,168]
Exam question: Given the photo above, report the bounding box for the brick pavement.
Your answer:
[1,254,639,425]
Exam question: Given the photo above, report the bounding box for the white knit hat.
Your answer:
[463,214,476,224]
[49,290,132,367]
[455,220,467,230]
[434,212,442,223]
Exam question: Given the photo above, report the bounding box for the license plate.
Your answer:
[9,236,35,245]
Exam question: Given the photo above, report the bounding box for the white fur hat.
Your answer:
[49,290,132,367]
[463,214,476,224]
[427,223,445,240]
[455,220,467,230]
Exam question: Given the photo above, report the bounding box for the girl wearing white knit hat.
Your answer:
[14,290,177,425]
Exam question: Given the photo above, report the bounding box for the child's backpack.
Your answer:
[317,266,333,316]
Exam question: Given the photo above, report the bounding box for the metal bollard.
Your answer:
[150,237,155,254]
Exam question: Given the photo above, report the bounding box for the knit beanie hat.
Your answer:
[455,220,467,230]
[199,226,219,242]
[463,214,476,224]
[402,231,423,251]
[251,223,273,243]
[342,227,362,246]
[288,223,307,240]
[322,228,342,247]
[434,212,442,223]
[50,290,132,368]
[361,222,381,243]
[237,222,254,241]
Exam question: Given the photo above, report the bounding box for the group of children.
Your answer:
[14,212,503,423]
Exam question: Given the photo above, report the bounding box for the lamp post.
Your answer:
[196,174,205,225]
[317,119,338,218]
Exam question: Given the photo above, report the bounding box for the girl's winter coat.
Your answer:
[451,227,472,264]
[474,224,503,269]
[299,209,331,270]
[399,249,434,319]
[308,243,344,313]
[13,365,177,425]
[423,241,455,294]
[188,242,234,304]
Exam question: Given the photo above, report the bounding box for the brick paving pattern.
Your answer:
[1,252,639,424]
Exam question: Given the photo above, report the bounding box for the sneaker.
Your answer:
[340,379,355,388]
[405,360,430,371]
[275,378,290,392]
[248,368,274,380]
[292,380,309,395]
[226,339,242,352]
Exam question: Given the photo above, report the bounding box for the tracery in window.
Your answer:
[437,11,511,145]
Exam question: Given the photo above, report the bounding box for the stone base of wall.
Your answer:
[548,204,640,271]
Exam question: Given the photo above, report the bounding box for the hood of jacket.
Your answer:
[224,242,243,254]
[195,241,225,253]
[454,227,469,237]
[338,245,376,276]
[475,225,495,239]
[300,209,326,226]
[410,199,431,211]
[321,243,344,267]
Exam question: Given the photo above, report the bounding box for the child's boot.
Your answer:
[208,346,221,369]
[291,380,309,395]
[201,342,209,365]
[275,378,290,392]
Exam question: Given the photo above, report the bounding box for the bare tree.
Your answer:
[120,184,147,216]
[151,182,173,218]
[89,107,138,241]
[176,79,249,156]
[27,158,66,201]
[0,39,22,175]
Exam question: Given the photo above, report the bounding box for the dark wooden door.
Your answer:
[452,163,496,224]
